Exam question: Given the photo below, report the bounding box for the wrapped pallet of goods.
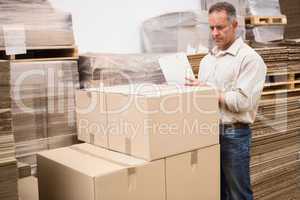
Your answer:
[245,0,287,44]
[141,9,245,54]
[0,0,74,48]
[78,53,166,88]
[141,10,212,54]
[200,0,247,16]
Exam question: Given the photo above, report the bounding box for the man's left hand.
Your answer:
[185,77,208,87]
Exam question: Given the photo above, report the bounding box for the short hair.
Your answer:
[208,2,237,22]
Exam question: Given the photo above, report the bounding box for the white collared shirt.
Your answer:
[198,37,267,124]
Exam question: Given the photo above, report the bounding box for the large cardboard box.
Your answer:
[166,144,220,200]
[76,84,219,161]
[37,143,165,200]
[37,143,220,200]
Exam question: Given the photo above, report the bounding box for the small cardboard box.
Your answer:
[37,143,166,200]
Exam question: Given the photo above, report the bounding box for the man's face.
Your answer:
[208,10,237,50]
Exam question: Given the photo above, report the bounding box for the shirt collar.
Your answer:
[211,37,243,57]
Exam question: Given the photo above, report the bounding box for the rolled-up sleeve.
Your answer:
[224,54,267,113]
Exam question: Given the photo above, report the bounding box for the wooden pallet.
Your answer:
[264,71,300,91]
[261,88,300,100]
[0,45,78,61]
[246,15,287,26]
[263,81,300,92]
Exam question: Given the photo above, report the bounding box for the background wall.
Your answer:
[50,0,200,53]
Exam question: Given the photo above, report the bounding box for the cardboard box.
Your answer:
[37,143,220,200]
[166,144,220,200]
[76,84,219,161]
[76,90,108,147]
[37,143,165,200]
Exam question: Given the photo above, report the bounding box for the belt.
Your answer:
[221,122,249,129]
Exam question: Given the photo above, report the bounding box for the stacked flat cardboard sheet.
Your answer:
[255,47,289,62]
[78,53,166,88]
[0,65,18,200]
[250,44,300,200]
[0,0,74,48]
[251,97,299,200]
[3,60,80,173]
[0,0,77,198]
[287,42,300,61]
[280,0,300,39]
[0,110,18,200]
[0,159,18,200]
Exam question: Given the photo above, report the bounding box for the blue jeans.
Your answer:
[220,125,253,200]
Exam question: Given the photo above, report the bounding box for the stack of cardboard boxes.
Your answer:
[250,44,300,200]
[37,84,221,200]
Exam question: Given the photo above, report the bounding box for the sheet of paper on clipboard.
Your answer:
[158,53,195,85]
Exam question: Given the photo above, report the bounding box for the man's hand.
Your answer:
[217,90,225,104]
[185,77,208,87]
[185,77,224,104]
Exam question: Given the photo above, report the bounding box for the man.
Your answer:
[186,2,266,200]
